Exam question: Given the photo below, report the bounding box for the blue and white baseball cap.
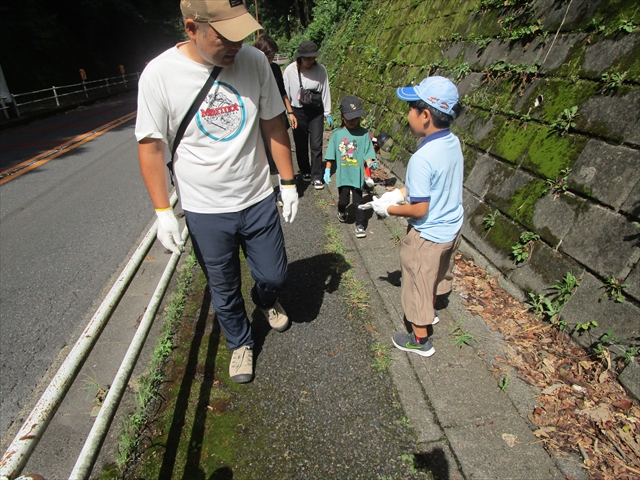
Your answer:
[396,76,459,116]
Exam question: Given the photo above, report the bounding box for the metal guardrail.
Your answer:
[1,73,140,120]
[273,53,289,65]
[0,192,182,480]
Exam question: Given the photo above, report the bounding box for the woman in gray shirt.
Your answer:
[283,41,332,190]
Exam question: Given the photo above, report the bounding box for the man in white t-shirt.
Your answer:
[135,0,299,383]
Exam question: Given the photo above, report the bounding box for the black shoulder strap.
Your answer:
[167,66,223,179]
[297,65,303,90]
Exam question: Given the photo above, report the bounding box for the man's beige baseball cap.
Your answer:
[180,0,262,42]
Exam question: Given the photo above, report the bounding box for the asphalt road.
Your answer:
[0,92,152,439]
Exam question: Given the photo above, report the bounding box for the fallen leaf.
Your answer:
[533,426,556,437]
[612,399,632,411]
[541,384,564,395]
[502,433,518,447]
[576,405,613,424]
[616,427,640,457]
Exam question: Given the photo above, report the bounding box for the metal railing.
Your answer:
[0,193,181,480]
[1,73,140,120]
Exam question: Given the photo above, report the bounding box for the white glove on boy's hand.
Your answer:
[370,197,393,217]
[359,196,393,217]
[156,209,184,255]
[379,188,404,205]
[281,186,299,223]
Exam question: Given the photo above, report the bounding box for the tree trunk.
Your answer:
[294,0,302,29]
[303,0,311,27]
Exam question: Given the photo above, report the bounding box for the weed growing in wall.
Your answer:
[545,168,571,199]
[511,231,539,263]
[482,209,499,232]
[601,276,628,303]
[550,106,579,135]
[526,272,579,331]
[600,71,627,93]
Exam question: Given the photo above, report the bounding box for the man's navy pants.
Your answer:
[184,195,287,350]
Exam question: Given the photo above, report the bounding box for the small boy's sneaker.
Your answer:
[355,225,366,238]
[337,211,347,223]
[392,332,435,357]
[432,312,440,325]
[301,173,312,182]
[313,180,324,190]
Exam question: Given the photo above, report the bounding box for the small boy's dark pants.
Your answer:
[338,186,364,224]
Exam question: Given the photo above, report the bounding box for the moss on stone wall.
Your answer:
[321,0,639,308]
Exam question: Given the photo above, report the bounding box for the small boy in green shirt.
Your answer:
[324,96,377,238]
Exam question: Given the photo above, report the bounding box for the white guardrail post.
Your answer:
[0,193,179,480]
[70,225,189,479]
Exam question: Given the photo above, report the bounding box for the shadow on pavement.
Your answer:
[158,287,221,480]
[251,252,349,356]
[414,447,450,479]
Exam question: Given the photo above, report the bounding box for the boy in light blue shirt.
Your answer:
[363,76,463,357]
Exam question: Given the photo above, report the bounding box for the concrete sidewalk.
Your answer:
[319,175,582,479]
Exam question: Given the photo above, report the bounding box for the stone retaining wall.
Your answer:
[322,0,639,356]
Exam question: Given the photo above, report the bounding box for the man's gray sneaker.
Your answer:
[262,300,290,332]
[392,332,435,357]
[355,224,366,238]
[229,345,253,383]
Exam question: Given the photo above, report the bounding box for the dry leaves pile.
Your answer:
[370,165,390,185]
[452,255,640,480]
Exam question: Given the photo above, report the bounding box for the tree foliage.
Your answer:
[1,0,182,91]
[0,0,348,93]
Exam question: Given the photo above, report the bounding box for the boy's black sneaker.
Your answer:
[337,211,347,223]
[355,225,366,238]
[392,333,435,357]
[313,179,324,190]
[301,173,312,182]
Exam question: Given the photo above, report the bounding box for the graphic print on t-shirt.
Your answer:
[196,82,246,142]
[338,137,359,167]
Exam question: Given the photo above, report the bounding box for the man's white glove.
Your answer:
[281,185,299,223]
[156,208,184,255]
[379,188,404,205]
[359,196,393,217]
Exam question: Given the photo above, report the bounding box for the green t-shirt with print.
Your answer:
[325,126,376,189]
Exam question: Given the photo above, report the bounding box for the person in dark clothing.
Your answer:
[254,35,298,205]
[283,41,333,189]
